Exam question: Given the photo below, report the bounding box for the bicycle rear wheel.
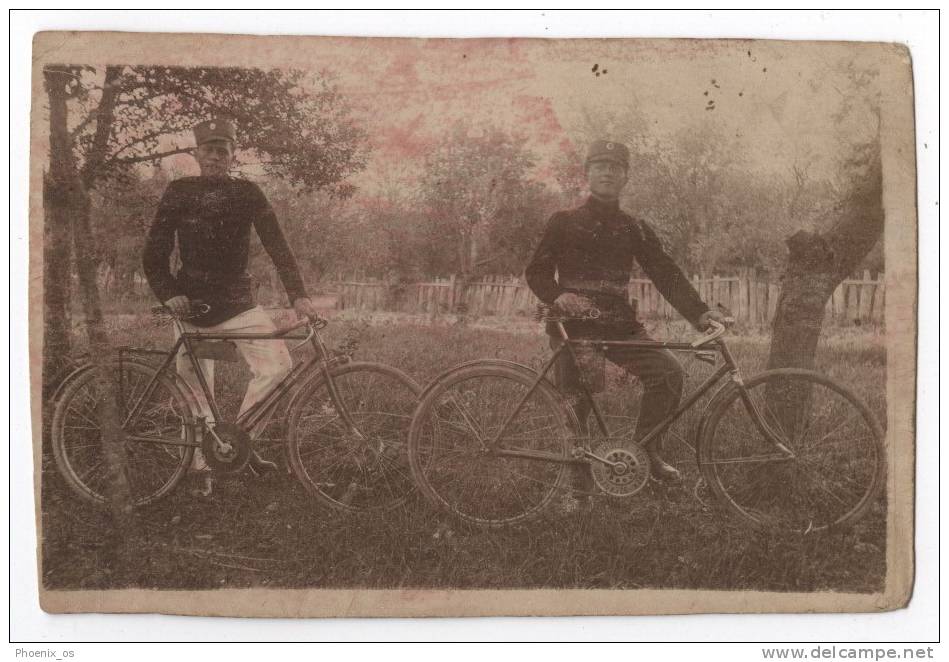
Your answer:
[698,368,885,533]
[286,362,421,512]
[51,359,195,506]
[408,364,574,528]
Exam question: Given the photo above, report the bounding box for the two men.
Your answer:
[143,119,317,479]
[143,122,718,485]
[526,140,726,481]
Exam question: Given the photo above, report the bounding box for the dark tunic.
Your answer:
[143,176,307,326]
[525,196,708,337]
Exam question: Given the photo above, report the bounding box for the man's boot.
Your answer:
[644,437,681,482]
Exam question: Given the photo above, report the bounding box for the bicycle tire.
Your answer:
[408,363,574,528]
[50,358,196,507]
[285,361,421,513]
[697,368,885,534]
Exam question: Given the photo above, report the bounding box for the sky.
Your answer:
[158,37,888,193]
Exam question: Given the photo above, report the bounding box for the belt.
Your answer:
[179,266,251,283]
[559,278,628,298]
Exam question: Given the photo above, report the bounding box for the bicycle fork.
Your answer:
[309,330,369,446]
[717,342,795,460]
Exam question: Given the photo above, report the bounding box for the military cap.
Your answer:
[585,140,630,168]
[194,118,237,146]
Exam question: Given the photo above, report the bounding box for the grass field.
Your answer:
[41,311,887,592]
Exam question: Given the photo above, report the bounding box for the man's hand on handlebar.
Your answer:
[697,308,734,331]
[163,295,191,316]
[553,292,595,317]
[293,296,321,322]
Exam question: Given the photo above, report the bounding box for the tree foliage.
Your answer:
[62,65,368,193]
[417,123,556,277]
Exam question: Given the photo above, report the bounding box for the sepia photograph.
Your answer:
[27,26,917,619]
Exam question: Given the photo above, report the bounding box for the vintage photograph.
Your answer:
[29,31,916,617]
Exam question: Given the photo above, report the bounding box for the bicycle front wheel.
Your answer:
[698,368,885,533]
[286,362,421,512]
[408,364,574,528]
[51,359,195,506]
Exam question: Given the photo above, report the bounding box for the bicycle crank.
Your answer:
[201,422,252,474]
[590,445,650,497]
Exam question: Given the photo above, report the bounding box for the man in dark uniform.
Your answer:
[525,140,726,481]
[143,118,318,480]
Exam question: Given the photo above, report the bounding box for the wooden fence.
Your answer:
[338,270,885,326]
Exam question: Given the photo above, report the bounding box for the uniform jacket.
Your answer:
[525,196,708,335]
[142,176,307,326]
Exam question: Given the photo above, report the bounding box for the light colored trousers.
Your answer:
[175,306,292,468]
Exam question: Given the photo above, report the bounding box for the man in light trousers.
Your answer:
[143,118,318,493]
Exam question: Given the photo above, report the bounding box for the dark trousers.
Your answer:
[550,327,684,448]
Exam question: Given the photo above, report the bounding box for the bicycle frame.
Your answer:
[490,320,790,465]
[120,316,360,446]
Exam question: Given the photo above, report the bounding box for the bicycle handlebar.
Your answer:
[273,315,328,337]
[690,319,732,348]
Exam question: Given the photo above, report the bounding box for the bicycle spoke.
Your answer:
[375,464,399,501]
[298,413,344,435]
[376,453,412,485]
[791,396,838,447]
[74,384,105,412]
[63,420,102,434]
[805,429,873,450]
[503,467,532,513]
[429,409,477,439]
[701,454,791,466]
[77,460,105,484]
[806,457,867,493]
[68,405,102,430]
[811,412,863,448]
[298,430,351,447]
[812,479,851,507]
[761,399,791,443]
[444,394,485,444]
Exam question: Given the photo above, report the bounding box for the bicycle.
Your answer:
[50,303,421,512]
[407,307,885,533]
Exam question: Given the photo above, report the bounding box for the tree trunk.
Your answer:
[768,144,883,370]
[42,171,74,396]
[72,187,136,532]
[767,232,843,370]
[45,66,135,538]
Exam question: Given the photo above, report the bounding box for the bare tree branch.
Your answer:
[112,146,192,166]
[106,128,181,163]
[80,66,123,187]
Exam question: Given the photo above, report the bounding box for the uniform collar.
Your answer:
[583,195,621,214]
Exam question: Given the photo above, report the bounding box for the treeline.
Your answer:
[92,120,882,302]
